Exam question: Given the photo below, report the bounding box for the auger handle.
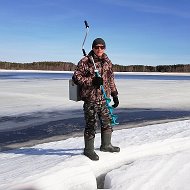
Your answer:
[82,49,86,56]
[84,20,89,28]
[82,20,89,56]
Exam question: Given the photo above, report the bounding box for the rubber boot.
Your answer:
[100,132,120,152]
[84,137,99,161]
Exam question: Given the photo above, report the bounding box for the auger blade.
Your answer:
[111,114,119,125]
[105,97,111,103]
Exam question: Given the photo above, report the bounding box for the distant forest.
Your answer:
[1,61,190,72]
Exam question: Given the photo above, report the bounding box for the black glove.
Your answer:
[92,77,103,88]
[112,96,119,108]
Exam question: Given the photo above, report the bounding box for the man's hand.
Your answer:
[112,96,119,108]
[92,77,103,88]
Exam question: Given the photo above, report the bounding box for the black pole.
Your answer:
[82,20,89,56]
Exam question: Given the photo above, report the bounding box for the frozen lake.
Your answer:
[0,70,190,149]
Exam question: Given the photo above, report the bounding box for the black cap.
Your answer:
[92,38,106,49]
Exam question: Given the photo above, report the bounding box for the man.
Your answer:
[72,38,120,161]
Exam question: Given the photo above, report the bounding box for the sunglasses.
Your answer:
[94,45,105,50]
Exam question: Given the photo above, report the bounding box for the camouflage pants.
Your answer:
[83,101,113,139]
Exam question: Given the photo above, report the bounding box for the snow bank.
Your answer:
[1,120,190,190]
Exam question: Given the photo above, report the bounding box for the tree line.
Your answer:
[0,61,190,72]
[113,64,190,72]
[0,61,76,71]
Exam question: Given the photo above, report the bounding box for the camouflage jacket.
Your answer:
[72,51,118,103]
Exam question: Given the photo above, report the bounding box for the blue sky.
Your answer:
[0,0,190,66]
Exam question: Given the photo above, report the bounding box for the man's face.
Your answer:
[93,44,105,57]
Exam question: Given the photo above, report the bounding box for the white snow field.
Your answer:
[1,120,190,190]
